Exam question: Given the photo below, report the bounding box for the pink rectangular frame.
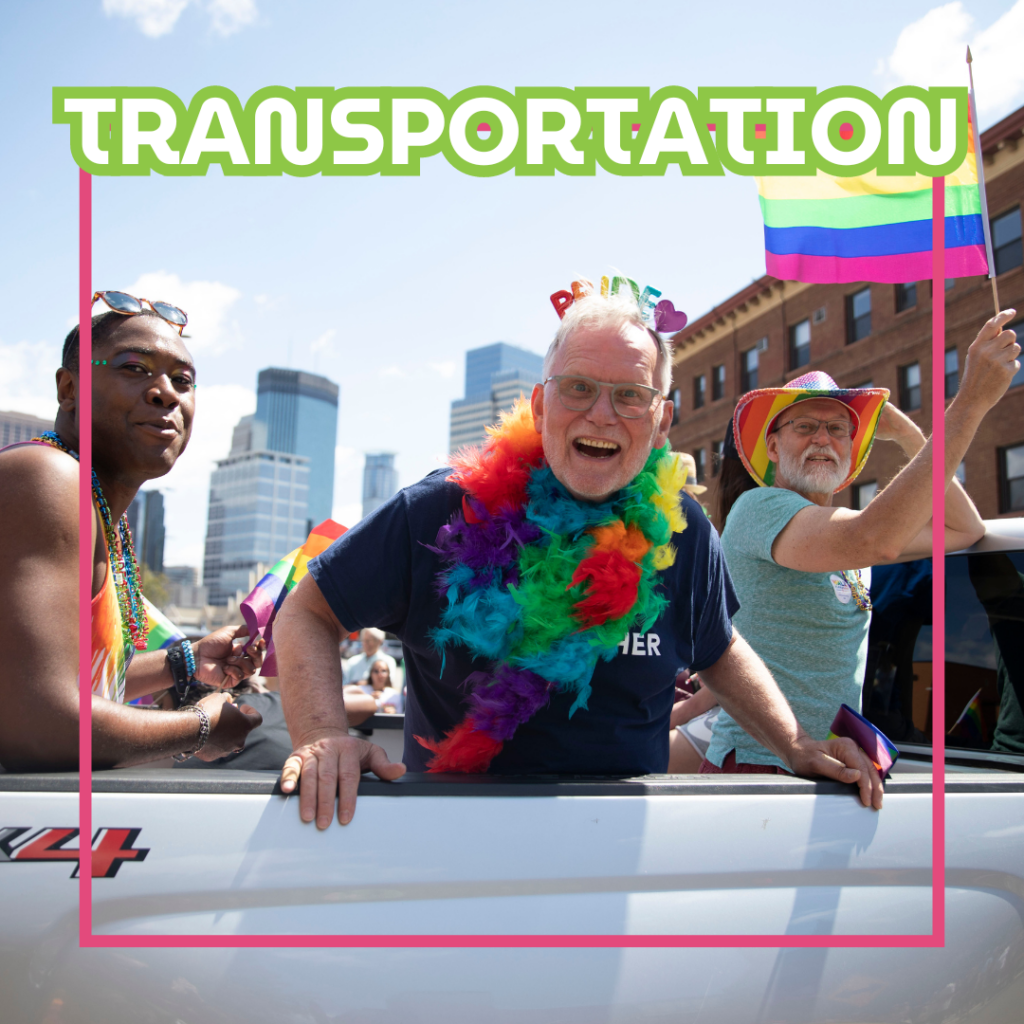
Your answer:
[76,169,948,949]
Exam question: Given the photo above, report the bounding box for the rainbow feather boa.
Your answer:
[416,399,688,772]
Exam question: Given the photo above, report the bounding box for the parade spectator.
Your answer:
[345,658,404,714]
[0,297,263,771]
[342,627,399,685]
[667,669,720,773]
[275,287,883,828]
[703,310,1019,775]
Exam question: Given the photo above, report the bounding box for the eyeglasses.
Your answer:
[92,290,188,336]
[775,416,854,439]
[544,375,663,419]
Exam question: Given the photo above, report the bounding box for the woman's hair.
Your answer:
[369,658,391,683]
[715,453,759,532]
[61,308,163,372]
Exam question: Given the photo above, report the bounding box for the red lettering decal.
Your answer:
[12,828,79,861]
[90,828,149,878]
[550,290,573,319]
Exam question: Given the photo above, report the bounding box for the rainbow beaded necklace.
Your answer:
[416,400,688,773]
[35,431,149,651]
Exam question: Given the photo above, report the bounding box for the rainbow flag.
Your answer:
[827,703,899,780]
[757,111,989,283]
[239,519,347,677]
[949,687,986,743]
[143,596,186,651]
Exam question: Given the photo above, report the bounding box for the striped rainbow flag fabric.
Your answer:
[757,110,989,283]
[827,703,899,780]
[949,687,986,743]
[143,596,187,651]
[239,518,347,677]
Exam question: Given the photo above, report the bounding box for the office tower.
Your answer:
[0,409,53,446]
[449,342,544,452]
[141,490,165,574]
[362,452,398,519]
[202,442,311,606]
[125,490,165,573]
[164,566,207,608]
[255,368,339,525]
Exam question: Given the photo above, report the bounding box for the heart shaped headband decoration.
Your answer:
[550,275,686,334]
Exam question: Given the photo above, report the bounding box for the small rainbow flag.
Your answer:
[143,596,187,651]
[827,703,899,780]
[757,109,989,283]
[239,519,347,677]
[949,687,986,743]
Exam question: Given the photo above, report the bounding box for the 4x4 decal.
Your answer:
[0,826,149,878]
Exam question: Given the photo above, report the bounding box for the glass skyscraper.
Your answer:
[202,447,310,606]
[449,342,544,452]
[362,452,398,519]
[255,368,339,525]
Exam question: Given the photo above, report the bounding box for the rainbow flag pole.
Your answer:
[239,518,347,677]
[948,687,986,742]
[967,45,1001,315]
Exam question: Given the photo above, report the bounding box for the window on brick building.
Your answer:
[711,440,724,475]
[992,207,1022,275]
[945,348,959,398]
[899,362,921,412]
[693,374,706,409]
[853,480,878,509]
[712,364,725,401]
[669,388,681,427]
[789,318,811,370]
[847,287,872,343]
[896,282,917,312]
[741,347,759,392]
[1000,443,1024,513]
[694,447,706,483]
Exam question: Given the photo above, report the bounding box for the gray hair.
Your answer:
[360,627,385,642]
[542,292,673,395]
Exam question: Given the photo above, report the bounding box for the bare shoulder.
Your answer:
[0,444,79,545]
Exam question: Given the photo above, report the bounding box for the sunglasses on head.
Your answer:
[92,290,188,336]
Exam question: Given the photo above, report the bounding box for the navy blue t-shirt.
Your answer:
[309,469,739,775]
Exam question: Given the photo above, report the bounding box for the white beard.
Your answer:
[777,443,851,495]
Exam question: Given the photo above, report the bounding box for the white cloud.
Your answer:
[158,383,256,569]
[379,365,406,378]
[122,271,243,355]
[206,0,257,36]
[880,1,1024,123]
[0,337,62,421]
[429,360,457,378]
[310,328,336,355]
[102,0,257,39]
[331,445,364,525]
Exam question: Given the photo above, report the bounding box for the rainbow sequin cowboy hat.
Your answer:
[732,370,890,492]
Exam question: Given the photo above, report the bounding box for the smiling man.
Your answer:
[0,297,263,771]
[276,290,889,830]
[703,310,1020,775]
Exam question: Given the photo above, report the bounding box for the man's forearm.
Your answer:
[697,632,806,767]
[92,698,204,768]
[123,650,174,701]
[276,581,351,745]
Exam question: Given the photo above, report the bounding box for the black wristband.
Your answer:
[166,642,191,699]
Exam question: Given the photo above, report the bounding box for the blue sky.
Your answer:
[2,0,1023,569]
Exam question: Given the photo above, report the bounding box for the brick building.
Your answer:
[669,104,1024,527]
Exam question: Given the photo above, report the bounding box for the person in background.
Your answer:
[667,668,720,773]
[342,627,398,684]
[346,658,404,715]
[703,310,1018,776]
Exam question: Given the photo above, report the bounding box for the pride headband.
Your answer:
[550,276,688,334]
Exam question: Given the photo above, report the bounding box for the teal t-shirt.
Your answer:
[705,487,871,770]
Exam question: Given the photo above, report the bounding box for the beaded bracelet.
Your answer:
[172,704,211,762]
[181,638,197,678]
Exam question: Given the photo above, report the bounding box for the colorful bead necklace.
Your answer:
[35,431,149,651]
[840,569,872,611]
[416,399,688,773]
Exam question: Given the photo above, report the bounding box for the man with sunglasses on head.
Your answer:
[702,310,1019,777]
[0,291,264,772]
[274,286,891,831]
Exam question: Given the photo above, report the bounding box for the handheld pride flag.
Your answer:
[239,519,347,677]
[827,703,899,780]
[757,108,989,284]
[948,687,986,744]
[143,596,187,651]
